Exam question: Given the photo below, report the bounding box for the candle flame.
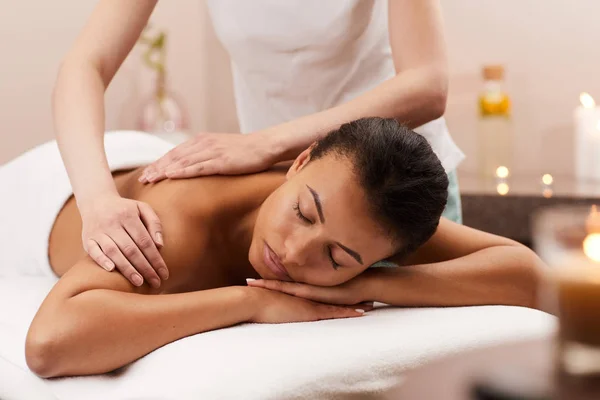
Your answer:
[580,92,596,108]
[542,174,553,185]
[583,233,600,262]
[496,182,509,195]
[495,166,509,179]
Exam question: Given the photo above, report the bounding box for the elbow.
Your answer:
[427,89,447,121]
[26,327,64,378]
[423,74,448,121]
[510,245,544,310]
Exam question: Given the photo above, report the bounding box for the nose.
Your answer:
[281,230,320,267]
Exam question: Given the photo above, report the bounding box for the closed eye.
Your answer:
[293,201,313,224]
[328,247,340,270]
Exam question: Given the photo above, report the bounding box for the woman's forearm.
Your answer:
[53,59,118,205]
[26,286,254,378]
[366,245,542,309]
[269,67,447,162]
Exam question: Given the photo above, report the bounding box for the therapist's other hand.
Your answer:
[246,273,374,307]
[247,286,369,324]
[79,194,169,288]
[139,132,277,183]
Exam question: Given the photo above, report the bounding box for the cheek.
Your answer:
[257,191,294,237]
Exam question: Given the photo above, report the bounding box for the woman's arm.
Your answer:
[53,0,168,284]
[247,219,544,309]
[367,221,542,309]
[25,257,254,378]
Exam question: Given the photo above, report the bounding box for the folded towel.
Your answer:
[0,131,174,277]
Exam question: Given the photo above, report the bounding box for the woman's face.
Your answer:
[248,148,397,286]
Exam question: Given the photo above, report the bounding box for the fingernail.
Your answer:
[355,309,365,314]
[246,278,256,284]
[138,174,146,182]
[149,278,161,288]
[131,273,143,286]
[155,232,164,246]
[158,267,169,280]
[103,261,115,271]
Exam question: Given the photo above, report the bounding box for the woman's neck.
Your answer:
[204,167,287,283]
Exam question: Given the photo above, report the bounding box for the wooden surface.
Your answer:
[387,336,600,400]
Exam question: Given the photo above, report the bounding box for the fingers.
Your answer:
[315,304,366,321]
[247,279,300,296]
[123,213,169,282]
[165,160,221,179]
[94,234,145,287]
[341,301,375,312]
[137,202,164,247]
[246,279,333,303]
[86,239,115,272]
[111,226,161,288]
[141,143,196,183]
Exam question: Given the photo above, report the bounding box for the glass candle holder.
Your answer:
[533,205,600,377]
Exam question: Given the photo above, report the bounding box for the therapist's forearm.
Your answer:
[269,67,447,162]
[365,245,541,309]
[26,286,253,377]
[53,59,118,206]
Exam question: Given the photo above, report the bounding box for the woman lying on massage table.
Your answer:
[25,118,542,378]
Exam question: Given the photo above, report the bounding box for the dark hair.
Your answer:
[309,117,448,258]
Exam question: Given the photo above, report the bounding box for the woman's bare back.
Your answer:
[48,165,286,292]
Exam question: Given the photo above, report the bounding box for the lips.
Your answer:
[263,242,291,281]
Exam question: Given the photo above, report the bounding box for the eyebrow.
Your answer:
[336,242,364,265]
[306,185,364,265]
[306,185,325,223]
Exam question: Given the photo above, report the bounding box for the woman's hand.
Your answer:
[78,194,169,288]
[248,286,372,324]
[246,272,376,306]
[139,131,279,183]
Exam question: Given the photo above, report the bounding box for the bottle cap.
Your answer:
[483,65,505,81]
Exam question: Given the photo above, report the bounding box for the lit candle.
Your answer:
[555,231,600,375]
[574,93,600,181]
[535,205,600,376]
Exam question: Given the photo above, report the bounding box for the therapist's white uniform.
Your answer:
[205,0,465,221]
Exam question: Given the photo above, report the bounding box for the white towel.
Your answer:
[0,131,174,277]
[0,276,556,400]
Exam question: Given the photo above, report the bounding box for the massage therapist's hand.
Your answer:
[247,286,371,324]
[246,272,377,306]
[78,194,169,288]
[139,131,278,183]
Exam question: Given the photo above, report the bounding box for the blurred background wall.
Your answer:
[1,0,599,181]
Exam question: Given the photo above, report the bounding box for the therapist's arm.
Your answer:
[53,0,171,284]
[269,0,448,161]
[141,0,449,181]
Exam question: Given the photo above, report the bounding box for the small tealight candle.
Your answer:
[495,166,509,179]
[574,93,600,182]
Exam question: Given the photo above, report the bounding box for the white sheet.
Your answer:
[0,131,175,277]
[0,277,556,400]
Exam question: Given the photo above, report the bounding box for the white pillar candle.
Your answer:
[574,92,600,182]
